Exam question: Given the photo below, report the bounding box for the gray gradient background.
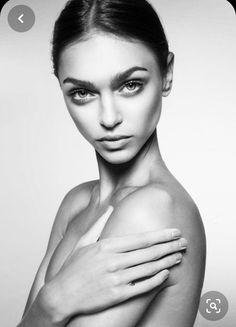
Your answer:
[0,0,235,326]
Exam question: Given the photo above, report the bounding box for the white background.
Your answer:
[0,0,235,326]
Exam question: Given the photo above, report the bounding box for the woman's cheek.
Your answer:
[144,85,163,126]
[63,102,94,140]
[128,91,161,129]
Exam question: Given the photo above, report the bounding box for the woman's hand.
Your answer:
[44,228,187,325]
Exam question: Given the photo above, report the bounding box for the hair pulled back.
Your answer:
[51,0,169,78]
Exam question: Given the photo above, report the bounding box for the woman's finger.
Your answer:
[101,228,182,253]
[114,237,187,269]
[120,252,183,284]
[122,269,170,299]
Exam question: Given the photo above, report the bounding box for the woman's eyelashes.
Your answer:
[119,79,144,96]
[67,79,145,105]
[69,89,94,104]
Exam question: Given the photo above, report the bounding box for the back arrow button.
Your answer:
[8,5,35,32]
[18,14,24,24]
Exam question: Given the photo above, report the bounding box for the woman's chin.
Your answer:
[97,148,136,165]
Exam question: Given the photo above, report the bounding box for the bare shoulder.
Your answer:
[63,179,98,204]
[101,182,205,242]
[100,183,206,326]
[105,182,206,280]
[61,179,98,213]
[48,179,98,247]
[115,184,206,278]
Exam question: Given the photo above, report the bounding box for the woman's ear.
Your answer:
[162,52,174,97]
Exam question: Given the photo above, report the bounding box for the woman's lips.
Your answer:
[98,135,131,141]
[99,136,132,148]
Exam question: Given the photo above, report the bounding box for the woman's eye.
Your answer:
[72,89,89,99]
[75,89,88,98]
[69,89,94,103]
[121,80,144,95]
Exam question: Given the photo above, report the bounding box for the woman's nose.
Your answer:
[99,95,122,129]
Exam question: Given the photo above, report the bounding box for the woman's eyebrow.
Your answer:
[63,66,148,90]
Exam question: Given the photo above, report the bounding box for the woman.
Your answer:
[19,0,206,326]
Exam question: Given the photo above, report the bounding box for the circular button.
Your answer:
[199,291,229,321]
[8,5,35,32]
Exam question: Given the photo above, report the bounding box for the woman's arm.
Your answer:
[66,185,206,327]
[17,182,187,326]
[17,286,66,327]
[18,181,96,326]
[18,229,186,327]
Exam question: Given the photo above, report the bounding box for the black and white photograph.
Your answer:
[0,0,235,326]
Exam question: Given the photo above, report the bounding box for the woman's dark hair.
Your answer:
[51,0,169,78]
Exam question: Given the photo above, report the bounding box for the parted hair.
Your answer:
[51,0,169,78]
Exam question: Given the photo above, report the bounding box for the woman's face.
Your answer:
[58,33,171,164]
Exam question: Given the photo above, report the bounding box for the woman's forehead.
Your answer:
[58,33,159,81]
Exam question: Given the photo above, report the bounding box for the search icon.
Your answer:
[199,291,229,321]
[210,302,217,310]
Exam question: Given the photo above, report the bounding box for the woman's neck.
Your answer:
[94,130,168,206]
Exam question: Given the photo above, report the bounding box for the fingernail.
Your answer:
[176,253,183,261]
[179,238,188,249]
[171,229,181,239]
[175,253,183,264]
